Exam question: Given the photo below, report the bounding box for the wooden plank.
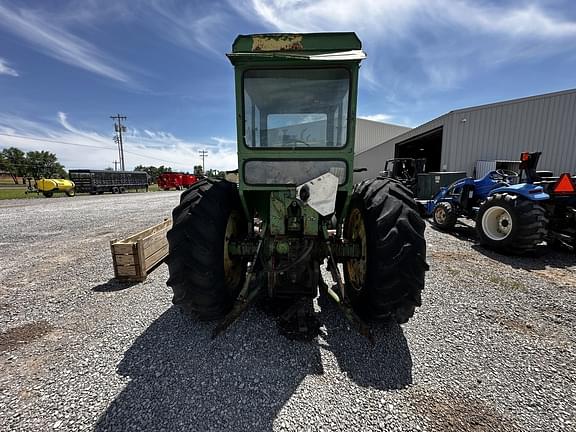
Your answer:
[111,243,134,255]
[116,219,172,244]
[142,233,169,256]
[116,265,137,276]
[144,244,169,269]
[114,254,135,266]
[136,240,146,280]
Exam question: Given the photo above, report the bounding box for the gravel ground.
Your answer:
[0,192,574,431]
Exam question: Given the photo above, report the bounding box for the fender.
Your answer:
[489,183,549,201]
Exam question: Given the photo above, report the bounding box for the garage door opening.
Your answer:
[395,127,443,172]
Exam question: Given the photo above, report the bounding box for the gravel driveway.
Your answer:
[0,192,574,431]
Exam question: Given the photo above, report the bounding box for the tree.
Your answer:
[26,150,67,178]
[0,147,67,181]
[1,147,26,183]
[193,165,203,176]
[205,169,225,179]
[134,165,173,182]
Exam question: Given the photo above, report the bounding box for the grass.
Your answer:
[0,188,41,200]
[488,274,525,290]
[0,185,161,200]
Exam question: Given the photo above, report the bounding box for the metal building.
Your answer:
[354,118,411,154]
[355,88,576,179]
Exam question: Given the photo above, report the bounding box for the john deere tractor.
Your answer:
[167,33,428,340]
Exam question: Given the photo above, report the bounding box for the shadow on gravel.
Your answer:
[471,244,574,270]
[94,306,324,431]
[94,297,413,431]
[428,220,478,243]
[92,279,140,292]
[318,294,413,391]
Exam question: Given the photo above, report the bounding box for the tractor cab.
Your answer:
[227,33,365,226]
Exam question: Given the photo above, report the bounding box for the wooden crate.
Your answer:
[110,218,172,281]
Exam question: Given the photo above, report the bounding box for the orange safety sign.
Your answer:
[553,173,576,194]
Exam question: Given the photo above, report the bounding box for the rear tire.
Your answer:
[43,191,53,198]
[112,187,119,194]
[432,202,457,230]
[477,193,548,254]
[343,178,428,323]
[167,179,247,320]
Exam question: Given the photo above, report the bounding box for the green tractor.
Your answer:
[167,33,428,340]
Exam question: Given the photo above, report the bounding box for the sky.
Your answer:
[0,0,575,171]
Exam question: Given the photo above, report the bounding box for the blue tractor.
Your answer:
[427,152,576,254]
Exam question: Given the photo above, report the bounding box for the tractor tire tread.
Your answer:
[477,193,548,254]
[167,179,246,320]
[345,178,427,323]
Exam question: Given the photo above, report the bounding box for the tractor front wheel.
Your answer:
[65,189,76,197]
[343,178,428,324]
[166,179,247,320]
[432,202,457,230]
[477,193,548,254]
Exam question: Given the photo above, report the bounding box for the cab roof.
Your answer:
[227,32,366,64]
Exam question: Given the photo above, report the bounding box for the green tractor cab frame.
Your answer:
[166,33,428,341]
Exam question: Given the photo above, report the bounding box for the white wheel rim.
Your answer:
[482,206,512,241]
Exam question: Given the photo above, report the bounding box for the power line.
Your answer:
[0,132,115,150]
[199,149,208,173]
[110,114,127,170]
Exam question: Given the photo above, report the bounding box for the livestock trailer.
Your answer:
[69,170,149,194]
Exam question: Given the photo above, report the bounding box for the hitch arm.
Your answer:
[212,224,266,339]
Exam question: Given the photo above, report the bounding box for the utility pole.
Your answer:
[110,114,127,171]
[199,149,208,174]
[113,160,119,171]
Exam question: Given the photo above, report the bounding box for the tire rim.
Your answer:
[434,206,446,224]
[482,206,512,241]
[223,210,243,292]
[345,207,367,291]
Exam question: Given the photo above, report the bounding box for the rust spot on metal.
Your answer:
[252,35,304,52]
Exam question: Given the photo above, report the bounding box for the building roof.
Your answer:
[355,118,412,155]
[377,87,576,149]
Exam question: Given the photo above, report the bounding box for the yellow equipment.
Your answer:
[35,178,76,198]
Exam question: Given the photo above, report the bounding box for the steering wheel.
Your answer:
[489,169,518,181]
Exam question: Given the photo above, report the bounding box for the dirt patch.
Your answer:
[532,268,576,288]
[0,321,54,354]
[497,318,537,336]
[487,275,525,291]
[413,392,518,432]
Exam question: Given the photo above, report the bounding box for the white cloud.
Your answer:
[0,57,18,76]
[144,2,232,57]
[236,0,576,93]
[359,113,395,123]
[0,4,130,82]
[241,0,576,39]
[0,113,239,171]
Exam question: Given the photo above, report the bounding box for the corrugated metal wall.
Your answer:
[356,89,576,179]
[442,89,576,175]
[353,139,396,183]
[354,119,410,154]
